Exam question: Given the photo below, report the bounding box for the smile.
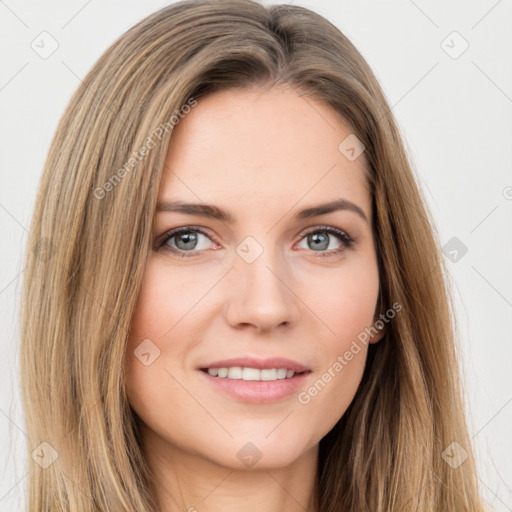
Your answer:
[201,367,300,381]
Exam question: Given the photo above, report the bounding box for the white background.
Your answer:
[0,0,511,510]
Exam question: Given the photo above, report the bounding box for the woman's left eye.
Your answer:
[157,226,356,258]
[295,226,356,257]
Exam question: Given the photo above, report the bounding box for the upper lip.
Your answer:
[199,357,310,373]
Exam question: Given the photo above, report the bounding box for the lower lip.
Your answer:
[198,370,311,404]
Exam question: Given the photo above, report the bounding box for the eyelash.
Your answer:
[157,225,356,259]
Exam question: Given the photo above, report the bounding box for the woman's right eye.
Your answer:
[159,227,216,257]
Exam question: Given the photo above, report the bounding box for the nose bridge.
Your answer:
[224,235,299,330]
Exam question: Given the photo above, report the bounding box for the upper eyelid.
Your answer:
[158,226,217,244]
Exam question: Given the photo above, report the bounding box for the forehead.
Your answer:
[158,85,371,222]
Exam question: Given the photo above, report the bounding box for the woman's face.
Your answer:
[125,85,383,471]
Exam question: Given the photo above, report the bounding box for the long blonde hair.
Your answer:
[20,0,483,510]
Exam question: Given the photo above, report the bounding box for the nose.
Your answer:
[224,246,301,332]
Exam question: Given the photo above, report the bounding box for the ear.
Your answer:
[369,325,386,344]
[369,292,387,344]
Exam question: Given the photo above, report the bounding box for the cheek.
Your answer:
[125,261,188,408]
[292,257,379,428]
[128,260,211,341]
[299,253,380,343]
[124,262,209,449]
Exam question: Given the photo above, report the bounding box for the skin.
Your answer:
[125,84,384,512]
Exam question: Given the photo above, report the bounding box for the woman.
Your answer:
[20,0,484,510]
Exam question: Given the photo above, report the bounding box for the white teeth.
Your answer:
[276,368,287,379]
[227,367,242,379]
[242,367,260,380]
[260,369,277,381]
[205,367,298,381]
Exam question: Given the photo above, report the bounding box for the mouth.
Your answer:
[197,357,312,403]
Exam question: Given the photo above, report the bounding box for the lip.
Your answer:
[198,368,311,404]
[198,356,309,373]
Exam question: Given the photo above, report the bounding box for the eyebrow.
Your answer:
[156,198,368,223]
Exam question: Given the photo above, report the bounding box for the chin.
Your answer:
[200,432,316,471]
